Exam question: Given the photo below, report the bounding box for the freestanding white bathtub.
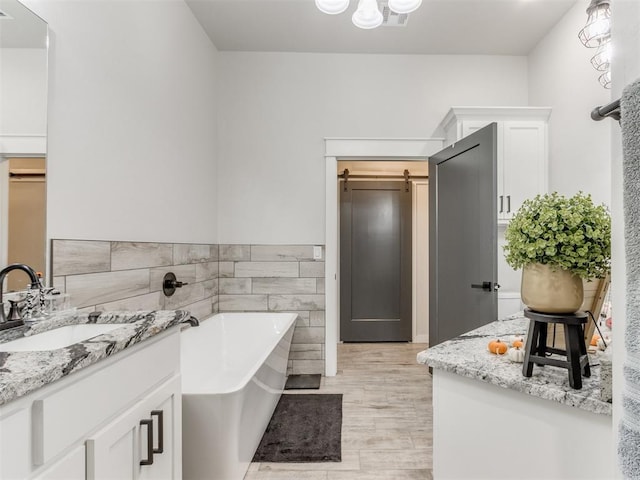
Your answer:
[181,312,297,480]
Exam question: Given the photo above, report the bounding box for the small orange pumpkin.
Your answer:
[591,334,600,347]
[512,339,524,349]
[488,339,508,355]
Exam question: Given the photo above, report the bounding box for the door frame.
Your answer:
[324,138,444,376]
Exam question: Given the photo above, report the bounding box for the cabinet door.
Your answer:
[0,405,30,479]
[502,121,547,220]
[86,376,181,480]
[139,385,181,480]
[461,119,491,138]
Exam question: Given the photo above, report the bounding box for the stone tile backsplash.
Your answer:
[50,240,326,375]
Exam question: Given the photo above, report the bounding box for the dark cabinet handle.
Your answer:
[140,419,154,466]
[507,195,511,213]
[499,195,504,213]
[151,410,164,454]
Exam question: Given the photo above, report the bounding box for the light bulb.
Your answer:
[316,0,350,15]
[388,0,422,14]
[578,0,611,48]
[352,0,383,29]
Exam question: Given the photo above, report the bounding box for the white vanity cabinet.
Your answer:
[86,376,180,480]
[0,328,182,480]
[438,107,552,317]
[439,106,551,222]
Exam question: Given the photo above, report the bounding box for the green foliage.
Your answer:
[503,192,611,279]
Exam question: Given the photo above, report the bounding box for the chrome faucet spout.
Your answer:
[0,263,41,326]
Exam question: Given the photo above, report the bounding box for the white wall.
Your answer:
[0,48,47,136]
[610,1,640,477]
[22,0,219,244]
[528,0,612,207]
[217,52,529,244]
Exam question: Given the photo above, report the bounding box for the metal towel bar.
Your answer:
[591,98,621,121]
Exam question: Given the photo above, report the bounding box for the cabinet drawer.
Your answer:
[33,331,180,465]
[33,445,84,480]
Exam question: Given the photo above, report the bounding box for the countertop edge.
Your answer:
[0,310,190,406]
[417,318,613,417]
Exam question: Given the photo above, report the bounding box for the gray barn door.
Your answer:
[340,181,412,342]
[429,124,498,347]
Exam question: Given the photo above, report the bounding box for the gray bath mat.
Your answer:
[285,374,321,390]
[253,394,342,462]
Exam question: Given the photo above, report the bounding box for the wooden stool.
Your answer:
[522,308,591,389]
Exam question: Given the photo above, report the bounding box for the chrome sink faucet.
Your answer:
[0,264,42,328]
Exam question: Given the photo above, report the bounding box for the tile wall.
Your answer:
[51,240,219,321]
[218,244,325,375]
[50,240,326,374]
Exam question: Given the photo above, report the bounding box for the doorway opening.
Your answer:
[0,156,46,291]
[337,160,428,344]
[323,138,443,376]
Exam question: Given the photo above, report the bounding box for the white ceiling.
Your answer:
[0,0,47,49]
[186,0,579,55]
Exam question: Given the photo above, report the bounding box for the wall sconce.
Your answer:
[578,0,612,89]
[578,0,611,47]
[590,42,611,71]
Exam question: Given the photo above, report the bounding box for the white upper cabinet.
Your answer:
[439,107,551,222]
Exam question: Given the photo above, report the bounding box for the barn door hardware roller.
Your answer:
[343,168,350,191]
[338,168,426,191]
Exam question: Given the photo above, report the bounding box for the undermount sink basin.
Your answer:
[0,324,124,352]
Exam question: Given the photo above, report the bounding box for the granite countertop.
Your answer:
[417,315,612,416]
[0,310,191,406]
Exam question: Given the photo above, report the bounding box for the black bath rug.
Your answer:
[284,374,322,390]
[252,394,342,462]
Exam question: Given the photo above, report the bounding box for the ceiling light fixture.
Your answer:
[316,0,421,29]
[352,0,383,29]
[388,0,422,15]
[315,0,350,15]
[578,0,612,89]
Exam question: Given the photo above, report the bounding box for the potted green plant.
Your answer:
[503,192,611,313]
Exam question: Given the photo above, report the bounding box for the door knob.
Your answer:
[471,281,492,292]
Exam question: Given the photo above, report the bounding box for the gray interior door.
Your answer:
[340,181,412,342]
[429,124,498,347]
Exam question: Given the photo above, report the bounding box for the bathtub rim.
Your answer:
[180,311,298,396]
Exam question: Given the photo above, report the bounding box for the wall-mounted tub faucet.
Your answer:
[0,264,42,329]
[162,272,188,297]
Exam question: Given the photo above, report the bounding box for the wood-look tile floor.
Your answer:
[244,343,433,480]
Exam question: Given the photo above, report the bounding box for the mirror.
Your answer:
[0,0,48,291]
